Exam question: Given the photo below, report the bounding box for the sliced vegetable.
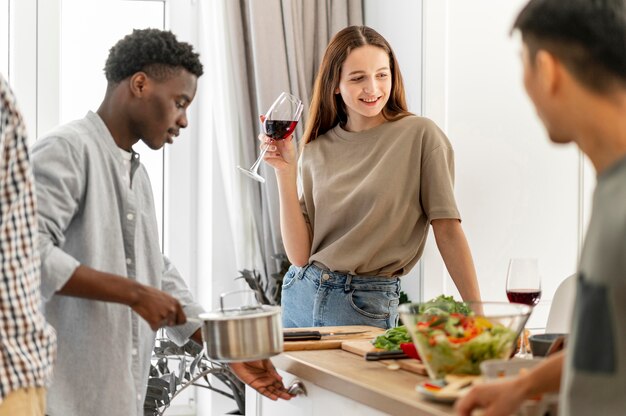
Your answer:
[399,342,420,360]
[411,313,517,378]
[373,326,412,351]
[418,295,472,315]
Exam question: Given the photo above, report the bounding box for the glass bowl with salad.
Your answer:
[398,300,531,380]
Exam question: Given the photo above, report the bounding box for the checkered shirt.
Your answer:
[0,74,56,403]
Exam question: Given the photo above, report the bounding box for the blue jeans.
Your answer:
[281,263,401,329]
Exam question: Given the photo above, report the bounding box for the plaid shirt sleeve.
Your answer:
[0,74,56,403]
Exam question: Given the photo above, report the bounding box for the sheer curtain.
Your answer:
[197,0,363,300]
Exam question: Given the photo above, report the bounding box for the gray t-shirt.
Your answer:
[561,155,626,415]
[299,115,460,277]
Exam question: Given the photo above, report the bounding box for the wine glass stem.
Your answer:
[249,144,269,173]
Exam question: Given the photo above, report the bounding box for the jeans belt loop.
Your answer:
[344,274,352,293]
[299,263,311,279]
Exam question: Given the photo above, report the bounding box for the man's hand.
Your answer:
[129,284,187,331]
[456,351,563,416]
[229,359,293,401]
[58,265,187,331]
[455,378,526,416]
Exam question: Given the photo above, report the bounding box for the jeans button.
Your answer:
[322,273,330,281]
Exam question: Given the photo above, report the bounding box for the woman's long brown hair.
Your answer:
[303,26,412,144]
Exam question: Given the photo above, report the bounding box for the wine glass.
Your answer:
[237,92,304,183]
[506,258,541,358]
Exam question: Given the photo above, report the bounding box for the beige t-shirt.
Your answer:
[299,115,460,277]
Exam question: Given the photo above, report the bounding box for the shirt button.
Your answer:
[137,393,142,401]
[322,273,330,281]
[127,213,134,220]
[132,348,138,356]
[126,258,132,265]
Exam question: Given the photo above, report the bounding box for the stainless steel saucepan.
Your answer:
[189,290,283,362]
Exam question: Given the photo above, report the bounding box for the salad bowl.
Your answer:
[399,301,531,380]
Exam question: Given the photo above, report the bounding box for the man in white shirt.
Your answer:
[32,29,291,416]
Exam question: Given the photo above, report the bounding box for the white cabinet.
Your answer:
[244,350,453,416]
[246,370,390,416]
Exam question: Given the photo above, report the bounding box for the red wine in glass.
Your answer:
[264,120,298,140]
[506,258,541,358]
[506,289,541,306]
[237,92,303,183]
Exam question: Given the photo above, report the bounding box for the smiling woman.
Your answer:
[336,44,392,131]
[263,25,481,330]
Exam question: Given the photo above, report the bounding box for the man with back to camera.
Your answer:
[0,74,56,416]
[456,0,626,415]
[31,28,291,415]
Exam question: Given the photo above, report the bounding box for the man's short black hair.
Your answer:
[104,28,203,83]
[513,0,626,92]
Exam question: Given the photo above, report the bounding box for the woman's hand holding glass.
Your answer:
[237,91,303,183]
[259,126,298,176]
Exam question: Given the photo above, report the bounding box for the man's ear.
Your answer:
[535,50,560,96]
[129,72,148,97]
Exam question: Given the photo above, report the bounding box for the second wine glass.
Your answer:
[237,92,303,183]
[506,258,541,358]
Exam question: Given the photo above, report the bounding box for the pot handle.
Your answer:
[287,380,307,397]
[219,289,261,312]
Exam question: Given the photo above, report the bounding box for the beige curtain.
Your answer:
[218,0,363,292]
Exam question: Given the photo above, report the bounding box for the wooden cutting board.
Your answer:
[341,339,428,376]
[283,325,385,351]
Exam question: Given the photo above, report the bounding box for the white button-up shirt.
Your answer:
[32,111,203,416]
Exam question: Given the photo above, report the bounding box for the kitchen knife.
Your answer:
[364,350,409,361]
[283,330,368,341]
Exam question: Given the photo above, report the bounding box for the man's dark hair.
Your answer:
[513,0,626,92]
[104,28,203,83]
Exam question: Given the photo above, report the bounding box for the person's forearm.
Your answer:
[519,351,564,397]
[276,172,311,266]
[57,264,140,306]
[432,219,481,301]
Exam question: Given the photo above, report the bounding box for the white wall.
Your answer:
[0,0,7,76]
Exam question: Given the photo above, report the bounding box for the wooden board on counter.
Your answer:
[341,339,383,355]
[283,325,384,351]
[397,359,428,376]
[342,339,428,376]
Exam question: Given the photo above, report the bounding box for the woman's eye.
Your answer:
[377,73,389,79]
[350,76,364,82]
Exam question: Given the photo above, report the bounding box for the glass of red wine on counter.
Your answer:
[237,91,304,183]
[506,258,541,358]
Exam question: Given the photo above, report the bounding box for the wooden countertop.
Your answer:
[273,349,457,416]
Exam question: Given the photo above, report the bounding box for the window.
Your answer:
[0,1,197,414]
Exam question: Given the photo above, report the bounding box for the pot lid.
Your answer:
[198,304,281,321]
